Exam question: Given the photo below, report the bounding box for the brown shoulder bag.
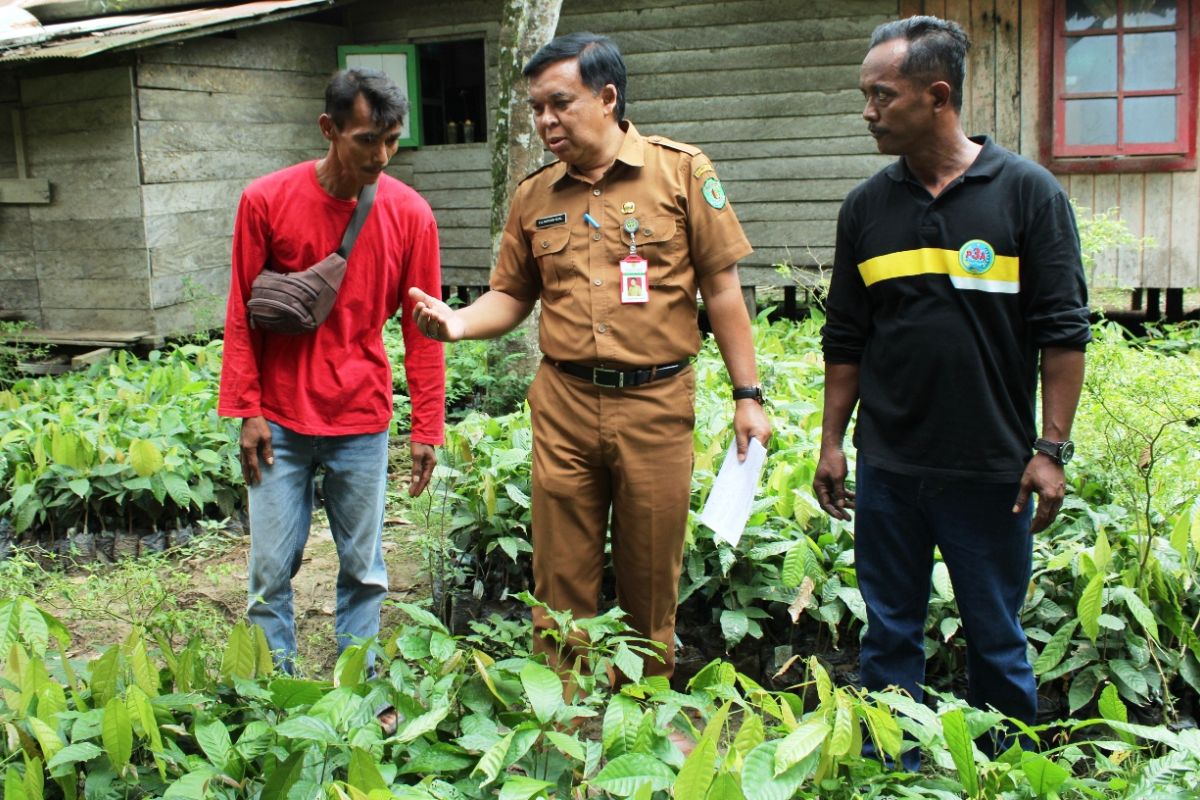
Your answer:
[245,182,378,334]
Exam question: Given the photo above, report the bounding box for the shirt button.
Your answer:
[594,279,603,286]
[597,323,608,333]
[592,233,601,241]
[592,189,601,196]
[541,241,549,248]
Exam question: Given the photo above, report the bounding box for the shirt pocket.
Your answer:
[634,215,681,286]
[532,225,573,298]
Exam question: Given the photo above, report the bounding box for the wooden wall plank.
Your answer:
[141,179,253,216]
[1090,174,1121,286]
[42,307,154,331]
[145,208,236,249]
[1141,173,1172,287]
[0,253,35,279]
[35,249,149,281]
[1114,174,1145,289]
[21,66,132,106]
[139,89,317,124]
[37,278,150,310]
[944,0,974,131]
[137,62,327,99]
[0,280,40,311]
[1170,169,1200,288]
[140,149,322,184]
[1017,0,1039,157]
[624,41,870,74]
[994,0,1020,150]
[140,120,318,152]
[27,187,141,222]
[970,0,997,138]
[150,265,226,308]
[149,237,232,276]
[32,218,146,251]
[139,21,345,72]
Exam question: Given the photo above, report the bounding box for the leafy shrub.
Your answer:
[0,342,241,539]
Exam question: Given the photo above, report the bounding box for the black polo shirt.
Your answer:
[822,137,1091,482]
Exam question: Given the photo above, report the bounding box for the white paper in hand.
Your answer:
[698,438,768,548]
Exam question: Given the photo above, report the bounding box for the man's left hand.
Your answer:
[1013,454,1066,533]
[734,399,772,462]
[410,442,437,497]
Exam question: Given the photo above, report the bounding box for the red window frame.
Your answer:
[1039,0,1199,173]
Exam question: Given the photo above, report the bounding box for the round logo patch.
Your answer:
[958,239,995,275]
[702,177,727,209]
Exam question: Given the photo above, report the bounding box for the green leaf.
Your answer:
[774,718,830,774]
[260,750,306,800]
[160,472,191,509]
[472,731,513,787]
[396,703,452,744]
[1020,751,1070,795]
[4,767,28,800]
[348,747,388,792]
[705,772,745,800]
[333,644,368,689]
[862,704,903,761]
[1068,666,1101,713]
[673,706,727,799]
[27,716,64,766]
[1097,683,1135,745]
[1116,587,1161,644]
[591,754,675,796]
[46,742,102,774]
[781,543,805,588]
[67,479,90,498]
[275,715,340,745]
[102,697,133,773]
[720,609,749,647]
[603,694,642,758]
[940,708,978,797]
[1077,574,1105,644]
[162,768,214,799]
[544,730,585,762]
[195,717,233,769]
[520,662,564,724]
[612,643,644,685]
[89,647,120,706]
[1033,619,1079,676]
[269,677,327,709]
[1092,527,1112,574]
[397,602,450,635]
[740,741,811,800]
[129,439,164,477]
[828,691,856,758]
[497,776,554,800]
[220,622,258,681]
[1109,659,1149,700]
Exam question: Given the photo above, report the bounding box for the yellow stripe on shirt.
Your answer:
[858,248,1019,293]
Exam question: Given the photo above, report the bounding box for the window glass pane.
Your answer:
[1065,0,1117,30]
[1065,35,1117,92]
[1124,96,1177,143]
[1123,32,1176,91]
[1064,98,1117,144]
[1125,0,1176,28]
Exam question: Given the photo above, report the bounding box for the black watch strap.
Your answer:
[1033,438,1075,465]
[732,385,765,404]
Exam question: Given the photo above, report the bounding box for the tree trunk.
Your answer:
[490,0,562,374]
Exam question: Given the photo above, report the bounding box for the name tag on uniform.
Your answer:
[620,256,648,304]
[536,213,567,229]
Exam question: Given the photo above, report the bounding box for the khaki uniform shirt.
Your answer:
[491,122,753,366]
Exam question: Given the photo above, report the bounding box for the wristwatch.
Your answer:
[1033,438,1075,465]
[732,385,765,404]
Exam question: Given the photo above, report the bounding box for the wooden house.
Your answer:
[1,0,1196,338]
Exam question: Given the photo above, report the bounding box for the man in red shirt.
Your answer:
[218,69,445,672]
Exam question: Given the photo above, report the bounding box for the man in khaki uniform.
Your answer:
[410,32,770,682]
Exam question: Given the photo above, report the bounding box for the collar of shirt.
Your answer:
[550,121,648,187]
[885,135,1005,186]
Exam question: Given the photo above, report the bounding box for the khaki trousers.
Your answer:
[527,360,696,679]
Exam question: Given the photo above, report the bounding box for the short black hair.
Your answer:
[325,68,409,129]
[523,32,627,121]
[870,16,971,112]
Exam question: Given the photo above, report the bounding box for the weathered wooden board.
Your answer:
[1141,172,1173,288]
[42,307,155,332]
[138,89,319,124]
[1169,168,1200,288]
[438,227,490,250]
[136,62,327,99]
[994,0,1021,150]
[0,179,50,204]
[138,21,346,72]
[1017,0,1039,157]
[625,41,872,74]
[150,265,226,307]
[0,213,32,251]
[1089,174,1121,286]
[21,67,132,106]
[140,149,320,184]
[27,186,140,222]
[733,201,845,223]
[649,115,865,144]
[142,179,250,216]
[430,208,489,229]
[439,247,492,268]
[724,178,864,203]
[700,137,880,162]
[719,154,887,182]
[21,157,140,190]
[636,66,862,101]
[413,146,491,173]
[1114,174,1145,289]
[413,169,493,191]
[144,208,236,250]
[22,96,134,136]
[24,128,134,164]
[629,90,863,125]
[557,16,895,54]
[0,279,39,310]
[149,237,232,276]
[38,277,150,310]
[0,252,35,280]
[35,248,149,281]
[32,218,146,251]
[418,188,490,210]
[140,121,319,152]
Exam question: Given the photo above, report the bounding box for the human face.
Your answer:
[859,39,935,156]
[527,58,617,169]
[322,93,402,185]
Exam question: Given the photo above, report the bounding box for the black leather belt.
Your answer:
[549,358,690,388]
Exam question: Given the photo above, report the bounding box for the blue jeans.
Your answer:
[247,420,390,672]
[855,461,1036,769]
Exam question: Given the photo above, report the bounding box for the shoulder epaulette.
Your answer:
[517,159,563,186]
[644,135,702,157]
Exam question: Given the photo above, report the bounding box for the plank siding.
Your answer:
[0,74,38,321]
[351,0,897,284]
[135,20,348,322]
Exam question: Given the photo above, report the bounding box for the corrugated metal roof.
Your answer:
[0,0,337,63]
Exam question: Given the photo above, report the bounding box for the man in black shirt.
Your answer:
[815,16,1090,769]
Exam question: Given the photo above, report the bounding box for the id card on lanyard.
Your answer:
[620,216,648,304]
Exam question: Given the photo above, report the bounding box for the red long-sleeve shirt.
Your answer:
[218,162,445,444]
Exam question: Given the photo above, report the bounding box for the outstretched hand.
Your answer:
[813,448,854,521]
[409,287,467,342]
[409,442,437,497]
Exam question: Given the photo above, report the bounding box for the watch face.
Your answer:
[1059,440,1075,464]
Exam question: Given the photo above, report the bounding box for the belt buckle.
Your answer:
[592,367,623,388]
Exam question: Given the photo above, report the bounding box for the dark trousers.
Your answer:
[855,461,1037,767]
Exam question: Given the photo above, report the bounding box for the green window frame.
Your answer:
[337,44,422,148]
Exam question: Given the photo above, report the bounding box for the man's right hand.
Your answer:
[240,416,273,485]
[814,447,854,521]
[409,288,467,342]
